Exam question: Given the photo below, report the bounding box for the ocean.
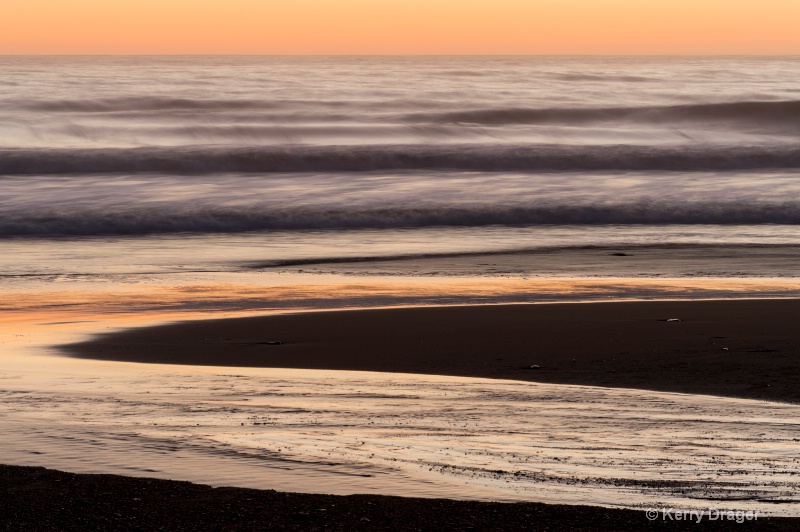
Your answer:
[2,55,800,292]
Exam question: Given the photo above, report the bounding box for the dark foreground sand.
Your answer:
[1,465,794,531]
[15,299,799,530]
[67,299,800,403]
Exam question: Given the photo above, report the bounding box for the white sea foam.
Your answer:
[4,170,800,236]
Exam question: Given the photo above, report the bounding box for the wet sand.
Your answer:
[10,298,800,530]
[259,243,800,278]
[66,299,800,403]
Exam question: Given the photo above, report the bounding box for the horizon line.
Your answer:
[2,53,800,57]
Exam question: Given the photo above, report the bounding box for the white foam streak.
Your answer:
[4,171,800,236]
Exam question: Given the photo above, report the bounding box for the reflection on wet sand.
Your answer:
[2,362,799,515]
[2,282,800,517]
[4,273,800,316]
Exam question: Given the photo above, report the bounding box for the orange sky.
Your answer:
[3,0,799,55]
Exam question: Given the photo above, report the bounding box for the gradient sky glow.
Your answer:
[3,0,800,55]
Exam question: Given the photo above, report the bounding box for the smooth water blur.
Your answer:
[2,56,800,248]
[2,351,800,514]
[5,171,800,236]
[2,56,800,148]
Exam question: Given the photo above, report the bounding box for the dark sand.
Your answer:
[1,465,793,531]
[67,299,800,403]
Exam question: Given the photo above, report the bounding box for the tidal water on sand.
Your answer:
[2,328,800,515]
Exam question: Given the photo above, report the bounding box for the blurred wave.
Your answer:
[4,143,800,175]
[5,199,800,236]
[411,100,800,127]
[3,56,800,240]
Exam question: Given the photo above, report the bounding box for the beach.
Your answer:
[4,55,800,528]
[2,298,800,529]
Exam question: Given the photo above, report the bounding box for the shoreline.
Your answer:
[65,298,800,404]
[10,297,800,528]
[257,243,800,279]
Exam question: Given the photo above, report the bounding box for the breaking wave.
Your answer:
[411,100,800,127]
[7,97,800,131]
[4,202,800,236]
[3,143,800,175]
